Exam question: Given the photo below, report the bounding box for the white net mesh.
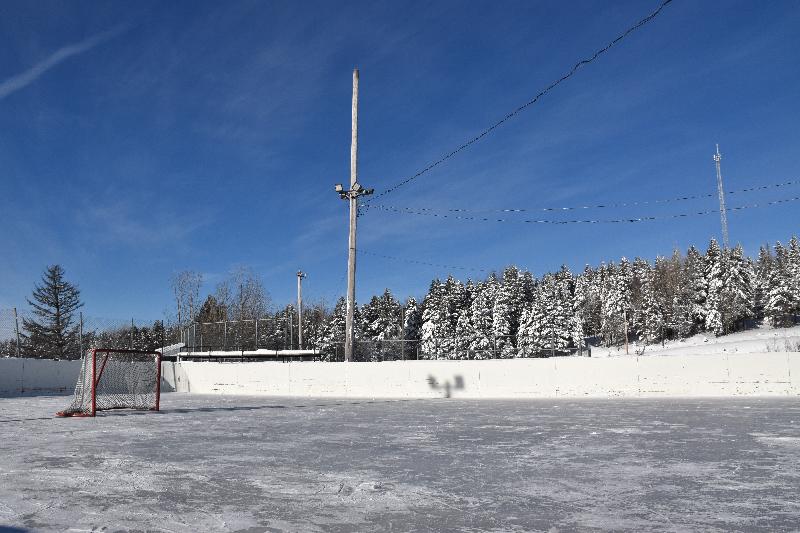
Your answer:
[57,349,160,417]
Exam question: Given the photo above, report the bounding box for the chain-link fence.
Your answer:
[1,307,591,362]
[178,319,297,352]
[0,308,181,360]
[321,335,590,362]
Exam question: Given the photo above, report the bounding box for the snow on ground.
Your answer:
[1,393,799,531]
[591,324,800,358]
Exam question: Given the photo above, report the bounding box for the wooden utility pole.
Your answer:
[335,68,373,362]
[345,69,359,363]
[297,271,306,350]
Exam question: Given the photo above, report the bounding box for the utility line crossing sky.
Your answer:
[1,0,798,318]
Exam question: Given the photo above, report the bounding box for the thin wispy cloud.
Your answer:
[0,24,128,101]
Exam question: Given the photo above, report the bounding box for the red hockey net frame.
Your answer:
[57,348,161,417]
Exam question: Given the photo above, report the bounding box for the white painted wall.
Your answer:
[162,352,800,399]
[0,358,82,396]
[5,352,797,399]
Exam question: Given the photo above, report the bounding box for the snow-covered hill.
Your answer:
[591,324,800,358]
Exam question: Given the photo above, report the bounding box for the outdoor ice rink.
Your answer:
[1,394,799,532]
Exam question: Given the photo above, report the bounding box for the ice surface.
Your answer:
[1,393,799,532]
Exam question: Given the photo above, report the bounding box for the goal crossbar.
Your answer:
[57,348,162,417]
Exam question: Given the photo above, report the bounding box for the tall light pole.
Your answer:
[335,69,373,362]
[297,271,306,350]
[713,144,730,249]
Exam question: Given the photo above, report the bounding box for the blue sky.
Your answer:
[1,0,798,319]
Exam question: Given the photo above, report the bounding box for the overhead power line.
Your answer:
[367,0,673,203]
[359,249,489,273]
[366,196,800,225]
[365,179,800,215]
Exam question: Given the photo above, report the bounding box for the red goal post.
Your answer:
[57,348,162,417]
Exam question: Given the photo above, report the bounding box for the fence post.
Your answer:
[223,321,227,351]
[79,312,83,358]
[255,318,259,350]
[129,318,134,349]
[551,329,555,358]
[492,335,498,359]
[13,307,21,358]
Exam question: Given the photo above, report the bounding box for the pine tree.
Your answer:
[574,265,601,340]
[754,245,774,320]
[600,260,631,346]
[765,242,794,327]
[453,280,477,359]
[704,239,725,335]
[402,297,422,341]
[22,265,84,359]
[420,279,446,358]
[468,280,495,358]
[721,244,754,332]
[788,236,800,317]
[519,270,577,356]
[493,266,526,358]
[685,245,707,334]
[316,297,360,360]
[361,289,402,340]
[632,259,663,344]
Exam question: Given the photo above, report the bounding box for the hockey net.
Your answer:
[57,348,161,417]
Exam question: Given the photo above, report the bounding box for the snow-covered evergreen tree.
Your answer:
[316,297,347,361]
[467,280,495,358]
[765,242,794,327]
[721,244,754,332]
[600,260,631,346]
[685,245,707,334]
[420,278,461,358]
[402,297,422,341]
[361,289,402,340]
[574,265,601,340]
[704,239,726,335]
[493,266,526,357]
[788,236,800,316]
[519,269,578,356]
[754,245,774,320]
[632,259,663,344]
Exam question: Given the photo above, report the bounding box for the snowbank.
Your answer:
[591,324,800,358]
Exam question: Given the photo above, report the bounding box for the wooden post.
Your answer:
[345,68,359,363]
[79,312,83,358]
[297,271,305,350]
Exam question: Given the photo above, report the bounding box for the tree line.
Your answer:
[4,235,798,360]
[314,236,800,360]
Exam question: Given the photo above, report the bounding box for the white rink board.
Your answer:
[0,358,82,396]
[162,352,800,399]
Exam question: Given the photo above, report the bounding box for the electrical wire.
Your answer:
[364,179,800,215]
[359,249,490,273]
[365,196,800,225]
[366,0,674,203]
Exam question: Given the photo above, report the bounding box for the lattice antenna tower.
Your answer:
[713,144,730,249]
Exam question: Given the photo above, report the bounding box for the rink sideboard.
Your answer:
[160,352,800,399]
